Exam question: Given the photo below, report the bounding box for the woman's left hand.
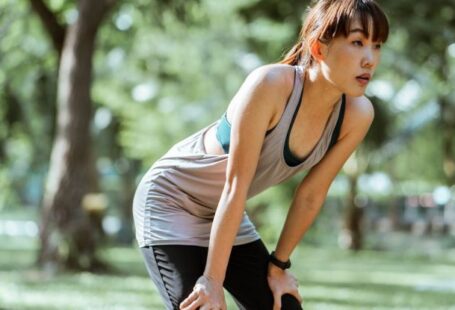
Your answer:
[267,263,303,310]
[179,275,226,310]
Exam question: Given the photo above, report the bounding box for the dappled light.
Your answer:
[1,0,455,308]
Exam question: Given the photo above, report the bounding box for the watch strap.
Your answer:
[269,251,291,270]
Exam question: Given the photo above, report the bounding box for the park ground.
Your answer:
[1,233,455,310]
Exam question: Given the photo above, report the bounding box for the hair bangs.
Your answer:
[355,1,389,43]
[321,0,389,43]
[280,0,389,67]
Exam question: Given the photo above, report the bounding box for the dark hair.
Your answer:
[281,0,389,67]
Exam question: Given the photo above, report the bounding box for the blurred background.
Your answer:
[1,0,455,309]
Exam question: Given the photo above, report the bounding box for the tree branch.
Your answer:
[29,0,66,54]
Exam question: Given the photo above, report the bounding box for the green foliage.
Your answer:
[359,0,455,186]
[93,0,298,164]
[1,0,455,248]
[0,0,59,209]
[387,123,446,183]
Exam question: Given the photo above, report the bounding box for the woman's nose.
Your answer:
[361,48,375,68]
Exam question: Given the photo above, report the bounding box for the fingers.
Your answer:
[182,296,225,310]
[289,276,301,302]
[182,297,203,310]
[200,305,226,310]
[179,290,199,309]
[273,291,303,310]
[272,292,282,310]
[180,287,226,310]
[270,276,303,309]
[290,288,303,304]
[286,276,303,304]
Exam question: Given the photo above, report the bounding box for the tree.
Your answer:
[31,0,116,271]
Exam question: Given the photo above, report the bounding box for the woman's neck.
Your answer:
[303,66,343,113]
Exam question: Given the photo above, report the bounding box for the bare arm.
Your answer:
[205,65,292,282]
[180,64,294,310]
[273,96,375,263]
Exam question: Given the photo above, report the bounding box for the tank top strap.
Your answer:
[274,65,305,132]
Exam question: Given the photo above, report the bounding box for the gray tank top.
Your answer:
[133,65,344,247]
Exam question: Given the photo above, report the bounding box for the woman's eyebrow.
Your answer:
[349,28,367,36]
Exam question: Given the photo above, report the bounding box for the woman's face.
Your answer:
[319,17,382,97]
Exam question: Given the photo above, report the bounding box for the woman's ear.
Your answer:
[310,40,327,62]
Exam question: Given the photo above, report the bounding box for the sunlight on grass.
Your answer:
[293,246,455,309]
[1,238,455,309]
[0,270,161,309]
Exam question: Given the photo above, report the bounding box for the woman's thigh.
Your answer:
[224,240,303,310]
[141,245,207,310]
[141,240,302,310]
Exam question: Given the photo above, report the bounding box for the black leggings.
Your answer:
[140,240,302,310]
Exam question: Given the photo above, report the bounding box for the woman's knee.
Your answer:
[281,294,303,310]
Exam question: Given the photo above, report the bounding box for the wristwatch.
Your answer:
[269,251,291,270]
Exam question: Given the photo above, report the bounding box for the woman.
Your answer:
[133,0,389,309]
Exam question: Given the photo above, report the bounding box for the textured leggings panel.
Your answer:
[140,240,302,310]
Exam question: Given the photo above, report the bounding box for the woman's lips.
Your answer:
[356,73,371,86]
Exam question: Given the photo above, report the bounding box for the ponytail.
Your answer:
[280,39,313,69]
[280,41,304,66]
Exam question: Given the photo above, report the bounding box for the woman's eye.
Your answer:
[374,43,382,49]
[352,40,363,46]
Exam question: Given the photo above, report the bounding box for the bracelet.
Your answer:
[269,251,291,270]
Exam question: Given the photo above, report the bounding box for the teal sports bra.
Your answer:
[216,112,275,154]
[215,95,345,166]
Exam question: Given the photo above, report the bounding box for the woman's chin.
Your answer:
[345,88,366,98]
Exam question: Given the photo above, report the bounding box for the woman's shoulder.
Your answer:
[245,64,296,94]
[345,95,374,119]
[340,95,375,137]
[224,64,296,131]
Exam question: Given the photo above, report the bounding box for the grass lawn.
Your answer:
[1,236,455,309]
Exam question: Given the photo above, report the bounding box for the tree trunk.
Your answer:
[38,0,115,272]
[1,83,23,161]
[109,119,140,244]
[440,97,455,186]
[29,0,66,55]
[117,159,140,244]
[345,174,363,251]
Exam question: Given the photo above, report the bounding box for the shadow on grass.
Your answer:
[300,280,455,308]
[305,296,387,308]
[0,239,148,275]
[3,237,455,309]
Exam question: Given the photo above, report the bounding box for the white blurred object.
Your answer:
[0,220,38,237]
[102,216,121,235]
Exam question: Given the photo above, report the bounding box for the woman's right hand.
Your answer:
[179,275,226,310]
[267,263,303,310]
